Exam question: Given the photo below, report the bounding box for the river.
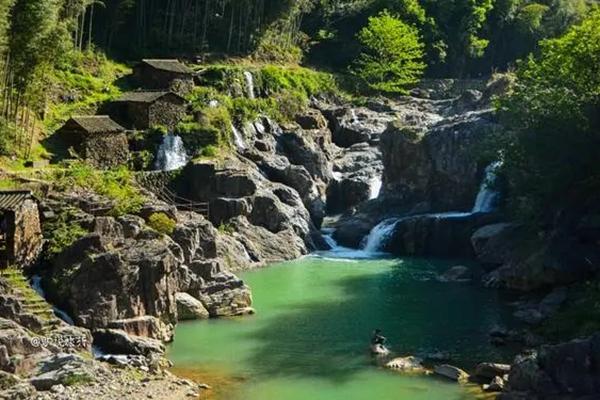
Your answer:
[168,250,518,399]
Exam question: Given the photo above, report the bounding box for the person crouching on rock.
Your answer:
[370,329,389,355]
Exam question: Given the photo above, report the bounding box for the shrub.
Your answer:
[201,145,219,158]
[147,212,177,235]
[45,211,88,257]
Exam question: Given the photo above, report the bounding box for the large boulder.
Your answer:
[471,223,519,268]
[434,364,470,383]
[380,110,503,212]
[475,362,511,379]
[92,329,165,357]
[504,334,600,398]
[323,106,395,147]
[385,212,500,257]
[175,292,209,320]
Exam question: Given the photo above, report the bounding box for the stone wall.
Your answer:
[80,133,129,169]
[148,100,186,130]
[5,199,42,268]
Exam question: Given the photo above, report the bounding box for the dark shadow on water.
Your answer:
[241,257,520,383]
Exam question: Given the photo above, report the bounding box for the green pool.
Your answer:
[168,253,517,400]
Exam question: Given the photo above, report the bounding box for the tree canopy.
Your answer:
[498,8,600,222]
[352,10,425,93]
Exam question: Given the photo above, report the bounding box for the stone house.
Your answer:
[0,190,42,269]
[107,91,186,130]
[133,59,195,96]
[56,116,129,169]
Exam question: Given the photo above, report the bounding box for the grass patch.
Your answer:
[45,51,130,133]
[52,161,144,216]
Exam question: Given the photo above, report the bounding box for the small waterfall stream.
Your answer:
[369,175,382,200]
[361,218,400,252]
[155,134,189,171]
[31,275,75,325]
[472,161,502,213]
[231,124,246,150]
[244,71,255,99]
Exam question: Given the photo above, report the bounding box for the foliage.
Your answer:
[147,212,177,235]
[45,50,130,132]
[352,10,425,93]
[497,9,600,222]
[305,0,590,76]
[53,161,144,216]
[44,210,88,257]
[538,280,600,341]
[218,222,235,235]
[0,118,15,156]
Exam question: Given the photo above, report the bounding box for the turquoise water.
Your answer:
[168,254,517,400]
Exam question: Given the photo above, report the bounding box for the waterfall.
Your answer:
[362,218,399,252]
[350,109,359,124]
[155,134,189,171]
[31,275,75,325]
[369,175,382,200]
[231,124,246,150]
[472,161,502,213]
[244,71,255,99]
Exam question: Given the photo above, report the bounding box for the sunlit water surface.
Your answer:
[168,253,517,400]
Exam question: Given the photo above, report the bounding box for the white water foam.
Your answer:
[369,175,382,200]
[362,218,400,252]
[155,134,189,171]
[244,71,255,99]
[472,161,502,213]
[231,124,246,151]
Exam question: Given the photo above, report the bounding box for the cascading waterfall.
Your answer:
[369,175,382,200]
[155,134,189,171]
[231,124,247,150]
[472,161,502,213]
[244,71,255,99]
[362,218,400,252]
[359,161,502,253]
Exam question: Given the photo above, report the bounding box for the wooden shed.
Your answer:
[56,116,129,169]
[133,59,195,95]
[0,190,42,269]
[107,91,186,130]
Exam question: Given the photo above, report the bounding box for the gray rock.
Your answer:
[475,362,511,379]
[175,293,209,320]
[385,356,425,373]
[92,329,165,357]
[433,364,470,382]
[483,376,505,392]
[438,266,472,282]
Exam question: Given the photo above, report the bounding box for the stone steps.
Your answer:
[2,268,64,333]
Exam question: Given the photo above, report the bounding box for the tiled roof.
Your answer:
[69,116,125,134]
[0,190,34,211]
[141,59,193,74]
[115,91,184,104]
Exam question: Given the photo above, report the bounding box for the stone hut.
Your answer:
[56,116,129,169]
[107,91,186,130]
[133,59,195,96]
[0,190,42,269]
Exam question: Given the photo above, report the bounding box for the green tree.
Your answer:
[498,8,600,221]
[352,10,425,93]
